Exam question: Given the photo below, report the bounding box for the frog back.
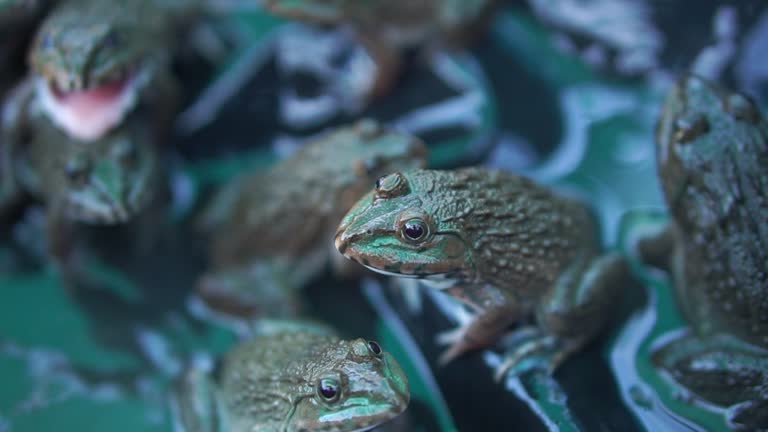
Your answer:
[679,119,768,347]
[658,77,768,347]
[420,168,598,297]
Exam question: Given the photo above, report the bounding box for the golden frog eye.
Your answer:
[367,340,382,357]
[400,218,428,243]
[375,172,409,199]
[673,114,710,144]
[316,378,341,403]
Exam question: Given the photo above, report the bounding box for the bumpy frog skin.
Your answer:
[335,167,627,378]
[196,119,428,317]
[264,0,493,96]
[174,320,410,432]
[28,0,185,141]
[641,75,768,430]
[1,81,159,270]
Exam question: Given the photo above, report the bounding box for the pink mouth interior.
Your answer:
[51,77,130,115]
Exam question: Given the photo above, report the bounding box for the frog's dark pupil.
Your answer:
[375,176,383,190]
[368,341,382,355]
[404,221,424,240]
[319,380,338,399]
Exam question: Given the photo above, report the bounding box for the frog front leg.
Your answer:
[495,252,627,380]
[435,283,527,365]
[46,201,80,285]
[173,367,219,432]
[358,34,401,99]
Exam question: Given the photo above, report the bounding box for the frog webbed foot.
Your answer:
[729,398,768,431]
[434,304,521,366]
[653,332,768,430]
[493,327,581,382]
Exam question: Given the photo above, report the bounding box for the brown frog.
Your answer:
[1,79,161,276]
[639,75,768,430]
[174,319,410,432]
[264,0,495,97]
[334,167,628,379]
[196,120,428,318]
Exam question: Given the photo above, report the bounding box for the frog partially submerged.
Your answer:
[335,167,627,379]
[1,80,160,273]
[196,120,428,317]
[22,0,193,141]
[638,75,768,430]
[264,0,494,97]
[173,319,410,432]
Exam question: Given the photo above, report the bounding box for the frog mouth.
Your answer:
[36,68,148,142]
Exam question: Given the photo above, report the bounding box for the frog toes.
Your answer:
[494,334,571,382]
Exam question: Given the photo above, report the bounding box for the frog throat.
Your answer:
[36,64,152,141]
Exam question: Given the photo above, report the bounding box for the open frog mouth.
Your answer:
[36,67,149,142]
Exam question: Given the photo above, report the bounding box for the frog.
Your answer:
[264,0,495,98]
[173,319,410,432]
[334,167,628,379]
[1,78,160,275]
[525,0,662,75]
[195,119,428,318]
[637,74,768,430]
[20,0,194,142]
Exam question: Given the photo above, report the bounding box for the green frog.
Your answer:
[639,75,768,430]
[334,167,627,379]
[173,319,410,432]
[1,79,160,273]
[22,0,191,141]
[196,119,428,318]
[264,0,494,97]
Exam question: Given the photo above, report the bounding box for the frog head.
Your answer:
[656,74,767,230]
[334,169,475,283]
[47,125,157,224]
[289,338,410,431]
[29,3,156,141]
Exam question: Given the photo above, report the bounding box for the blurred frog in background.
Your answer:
[195,120,428,319]
[264,0,495,98]
[639,75,768,430]
[335,167,628,379]
[525,0,662,75]
[174,319,410,432]
[13,0,200,142]
[1,83,162,278]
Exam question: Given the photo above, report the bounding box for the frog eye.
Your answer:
[400,218,428,243]
[65,157,91,187]
[367,340,383,357]
[725,93,759,124]
[673,114,710,144]
[375,172,409,199]
[316,378,341,403]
